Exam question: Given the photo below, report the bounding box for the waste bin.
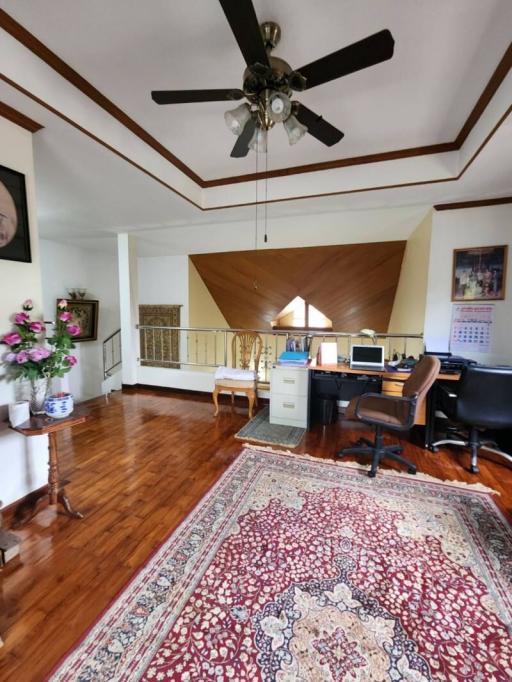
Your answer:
[315,393,338,425]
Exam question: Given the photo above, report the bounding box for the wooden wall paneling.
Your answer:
[190,241,406,332]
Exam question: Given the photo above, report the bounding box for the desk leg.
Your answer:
[49,433,84,520]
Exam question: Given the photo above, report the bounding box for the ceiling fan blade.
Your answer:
[230,118,257,158]
[297,29,394,90]
[151,89,244,104]
[295,104,344,146]
[218,0,270,68]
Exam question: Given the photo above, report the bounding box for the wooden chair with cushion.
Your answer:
[213,331,263,419]
[337,355,441,477]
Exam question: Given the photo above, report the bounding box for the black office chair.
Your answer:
[432,364,512,474]
[338,356,441,477]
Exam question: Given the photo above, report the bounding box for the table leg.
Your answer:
[11,489,48,529]
[48,432,84,519]
[57,489,84,519]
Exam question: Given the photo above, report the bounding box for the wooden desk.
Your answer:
[310,362,459,428]
[11,410,88,528]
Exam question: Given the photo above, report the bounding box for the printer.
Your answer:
[425,351,476,374]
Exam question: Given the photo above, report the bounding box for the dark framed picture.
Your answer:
[0,164,31,263]
[58,299,99,342]
[452,245,508,301]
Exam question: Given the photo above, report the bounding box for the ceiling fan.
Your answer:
[151,0,394,158]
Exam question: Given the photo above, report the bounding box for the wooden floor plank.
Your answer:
[0,388,511,681]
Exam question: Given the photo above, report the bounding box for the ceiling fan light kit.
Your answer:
[248,126,268,154]
[224,102,252,135]
[151,0,394,158]
[284,114,308,146]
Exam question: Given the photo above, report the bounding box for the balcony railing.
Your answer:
[138,326,424,384]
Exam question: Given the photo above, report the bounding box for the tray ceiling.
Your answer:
[1,0,511,181]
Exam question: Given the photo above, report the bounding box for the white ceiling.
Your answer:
[0,1,511,255]
[1,0,511,179]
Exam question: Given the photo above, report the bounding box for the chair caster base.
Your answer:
[368,470,377,478]
[408,467,417,475]
[469,465,480,474]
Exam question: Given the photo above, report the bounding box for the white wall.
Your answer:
[138,254,189,364]
[0,117,48,507]
[136,204,431,256]
[40,239,120,400]
[424,204,512,363]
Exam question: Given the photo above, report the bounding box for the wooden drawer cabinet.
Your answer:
[382,380,404,395]
[270,366,310,428]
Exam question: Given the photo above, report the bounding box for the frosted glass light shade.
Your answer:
[224,103,251,136]
[248,126,267,153]
[267,92,292,123]
[284,114,307,145]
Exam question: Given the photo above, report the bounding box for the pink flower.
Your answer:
[14,312,30,325]
[28,347,45,362]
[65,355,78,367]
[66,324,81,336]
[2,331,22,346]
[3,352,16,362]
[58,311,72,322]
[16,350,29,364]
[22,299,33,311]
[29,321,45,333]
[57,299,67,309]
[28,347,51,362]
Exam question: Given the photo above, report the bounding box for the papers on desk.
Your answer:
[277,351,310,366]
[317,342,338,366]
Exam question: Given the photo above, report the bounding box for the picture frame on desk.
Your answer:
[452,245,507,301]
[57,299,99,342]
[0,164,31,263]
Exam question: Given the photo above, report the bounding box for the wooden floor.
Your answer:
[1,388,511,681]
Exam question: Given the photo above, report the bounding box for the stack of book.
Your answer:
[277,351,310,366]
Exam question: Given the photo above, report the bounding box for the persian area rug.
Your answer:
[49,447,512,681]
[235,406,305,448]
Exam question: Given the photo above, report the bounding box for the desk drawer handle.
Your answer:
[283,378,296,384]
[282,402,295,409]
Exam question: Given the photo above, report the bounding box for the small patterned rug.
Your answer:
[49,447,512,681]
[234,405,305,447]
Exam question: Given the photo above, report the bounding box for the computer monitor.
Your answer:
[350,344,385,369]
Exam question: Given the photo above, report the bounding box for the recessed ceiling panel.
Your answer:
[1,0,511,180]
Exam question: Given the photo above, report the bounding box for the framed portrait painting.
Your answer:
[0,164,31,263]
[452,245,508,301]
[58,299,99,342]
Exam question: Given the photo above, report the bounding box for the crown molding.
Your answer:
[434,196,512,211]
[0,9,202,186]
[1,9,510,189]
[0,99,42,132]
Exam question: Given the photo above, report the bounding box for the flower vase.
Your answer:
[29,377,51,415]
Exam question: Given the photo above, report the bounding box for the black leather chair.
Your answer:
[338,356,440,477]
[432,364,512,473]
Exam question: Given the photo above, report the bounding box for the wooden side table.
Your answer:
[11,410,88,528]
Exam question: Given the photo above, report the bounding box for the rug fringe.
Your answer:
[241,443,499,495]
[235,434,300,448]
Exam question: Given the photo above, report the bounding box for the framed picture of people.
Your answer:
[452,245,508,301]
[0,164,31,263]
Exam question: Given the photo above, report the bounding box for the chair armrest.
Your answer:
[354,392,418,430]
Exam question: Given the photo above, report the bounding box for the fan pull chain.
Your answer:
[254,142,259,250]
[264,145,268,244]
